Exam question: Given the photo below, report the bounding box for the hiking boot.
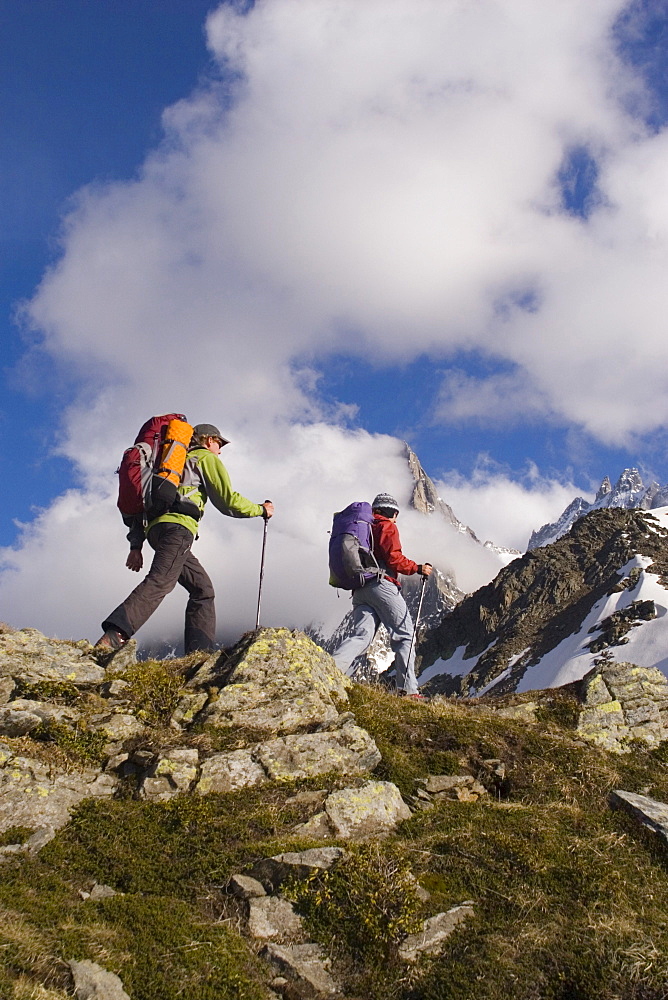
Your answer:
[95,629,128,650]
[399,690,427,700]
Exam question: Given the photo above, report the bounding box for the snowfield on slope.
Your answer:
[517,509,668,690]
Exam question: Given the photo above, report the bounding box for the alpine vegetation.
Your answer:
[3,623,668,999]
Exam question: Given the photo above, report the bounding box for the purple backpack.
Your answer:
[328,502,380,590]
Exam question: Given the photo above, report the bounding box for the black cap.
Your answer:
[193,423,230,444]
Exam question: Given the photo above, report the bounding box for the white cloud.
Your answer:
[434,368,552,426]
[0,423,496,644]
[4,0,666,643]
[436,460,587,551]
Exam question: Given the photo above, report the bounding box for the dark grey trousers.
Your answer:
[102,522,216,653]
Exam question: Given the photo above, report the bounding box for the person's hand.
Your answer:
[419,563,433,578]
[126,549,143,572]
[262,500,274,519]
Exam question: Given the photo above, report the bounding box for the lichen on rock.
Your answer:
[576,660,668,751]
[0,628,105,688]
[296,780,411,840]
[193,628,350,736]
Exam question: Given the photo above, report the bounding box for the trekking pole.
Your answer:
[255,502,271,629]
[406,573,428,673]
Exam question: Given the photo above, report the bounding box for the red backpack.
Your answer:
[117,414,195,522]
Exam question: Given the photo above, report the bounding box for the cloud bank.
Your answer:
[3,0,666,645]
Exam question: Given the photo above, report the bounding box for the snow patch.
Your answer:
[517,554,668,691]
[419,641,495,686]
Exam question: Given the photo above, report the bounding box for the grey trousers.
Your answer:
[331,578,418,694]
[102,522,216,653]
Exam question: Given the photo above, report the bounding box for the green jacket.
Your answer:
[144,448,264,540]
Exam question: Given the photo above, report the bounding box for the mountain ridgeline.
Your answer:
[417,507,668,697]
[528,468,668,550]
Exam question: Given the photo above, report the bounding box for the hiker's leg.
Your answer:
[331,599,379,676]
[364,579,417,694]
[178,551,216,653]
[101,523,193,639]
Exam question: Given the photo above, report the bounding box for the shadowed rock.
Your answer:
[609,789,668,845]
[246,847,344,893]
[261,942,338,997]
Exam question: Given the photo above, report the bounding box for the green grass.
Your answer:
[108,657,186,726]
[30,719,108,766]
[3,678,668,999]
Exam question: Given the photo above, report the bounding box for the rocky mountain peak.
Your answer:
[418,505,668,699]
[405,443,480,543]
[614,468,644,495]
[528,467,668,551]
[595,476,611,501]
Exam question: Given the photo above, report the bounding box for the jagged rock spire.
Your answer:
[595,476,611,501]
[404,443,480,542]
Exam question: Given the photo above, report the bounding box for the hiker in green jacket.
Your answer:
[97,424,273,653]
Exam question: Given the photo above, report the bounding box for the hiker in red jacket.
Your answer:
[331,493,432,697]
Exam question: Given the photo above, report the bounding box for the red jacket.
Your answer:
[372,513,419,588]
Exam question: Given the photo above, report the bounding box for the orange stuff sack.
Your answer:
[157,418,193,486]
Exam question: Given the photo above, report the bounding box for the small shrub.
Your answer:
[649,739,668,765]
[112,660,183,725]
[535,696,581,730]
[31,720,107,765]
[284,843,424,966]
[12,680,80,705]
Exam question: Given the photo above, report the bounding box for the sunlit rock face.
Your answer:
[418,506,668,698]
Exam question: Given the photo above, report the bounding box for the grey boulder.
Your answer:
[69,959,130,1000]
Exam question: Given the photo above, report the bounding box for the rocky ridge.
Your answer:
[417,506,668,698]
[527,468,668,550]
[2,622,668,998]
[0,623,480,999]
[0,626,403,840]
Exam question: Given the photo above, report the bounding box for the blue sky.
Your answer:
[2,0,668,643]
[1,0,216,544]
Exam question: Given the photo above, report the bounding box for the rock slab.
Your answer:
[609,789,668,844]
[69,959,130,1000]
[296,781,411,840]
[247,896,305,941]
[0,628,104,687]
[578,662,668,751]
[195,725,381,794]
[0,744,117,833]
[398,903,475,961]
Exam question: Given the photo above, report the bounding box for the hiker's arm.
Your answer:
[126,549,143,572]
[198,452,265,518]
[376,520,419,577]
[123,515,145,553]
